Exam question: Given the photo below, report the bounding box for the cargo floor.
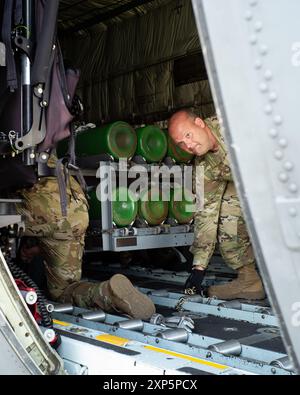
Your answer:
[83,256,286,357]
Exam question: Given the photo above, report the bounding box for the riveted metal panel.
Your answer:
[192,0,300,372]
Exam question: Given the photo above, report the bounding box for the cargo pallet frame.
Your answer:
[86,160,195,252]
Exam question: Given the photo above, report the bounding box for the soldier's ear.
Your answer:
[194,117,205,129]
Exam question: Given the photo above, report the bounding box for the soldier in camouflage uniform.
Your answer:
[17,156,156,319]
[168,110,265,300]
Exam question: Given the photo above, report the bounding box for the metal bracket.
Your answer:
[14,36,33,60]
[14,94,47,152]
[270,356,294,372]
[192,0,300,373]
[0,250,66,374]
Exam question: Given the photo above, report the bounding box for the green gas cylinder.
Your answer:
[88,187,138,227]
[169,188,195,224]
[112,187,138,227]
[139,188,169,226]
[58,122,137,160]
[135,125,168,163]
[166,131,194,164]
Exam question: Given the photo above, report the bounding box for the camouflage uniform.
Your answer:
[16,156,113,310]
[190,117,255,270]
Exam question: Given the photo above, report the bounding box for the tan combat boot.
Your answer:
[99,274,156,320]
[208,264,266,300]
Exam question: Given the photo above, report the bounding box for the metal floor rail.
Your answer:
[51,296,294,375]
[139,288,277,327]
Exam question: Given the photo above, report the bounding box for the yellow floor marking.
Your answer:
[96,334,129,347]
[53,319,227,371]
[53,319,71,327]
[144,345,228,370]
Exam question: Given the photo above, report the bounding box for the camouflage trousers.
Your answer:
[17,176,114,310]
[191,181,255,270]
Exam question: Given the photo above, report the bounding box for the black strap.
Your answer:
[55,158,68,218]
[57,42,72,109]
[31,0,59,86]
[74,168,88,198]
[14,0,22,25]
[38,156,87,218]
[42,44,56,105]
[66,123,88,196]
[2,0,18,92]
[68,123,76,165]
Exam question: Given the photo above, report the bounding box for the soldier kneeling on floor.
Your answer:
[0,0,155,320]
[16,159,155,320]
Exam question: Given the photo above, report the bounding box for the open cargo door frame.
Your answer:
[0,247,66,375]
[192,0,300,373]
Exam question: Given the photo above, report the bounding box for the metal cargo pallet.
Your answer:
[52,298,294,375]
[89,161,195,252]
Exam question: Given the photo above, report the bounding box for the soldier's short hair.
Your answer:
[169,108,197,126]
[172,108,197,120]
[183,108,197,120]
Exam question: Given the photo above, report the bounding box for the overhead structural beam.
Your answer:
[63,0,156,33]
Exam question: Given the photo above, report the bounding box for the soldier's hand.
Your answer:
[185,267,206,294]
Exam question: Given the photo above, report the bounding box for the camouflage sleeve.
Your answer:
[190,179,227,269]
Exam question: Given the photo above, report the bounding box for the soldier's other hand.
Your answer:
[185,267,206,294]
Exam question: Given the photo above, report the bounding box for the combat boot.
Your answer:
[99,274,156,320]
[208,264,265,300]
